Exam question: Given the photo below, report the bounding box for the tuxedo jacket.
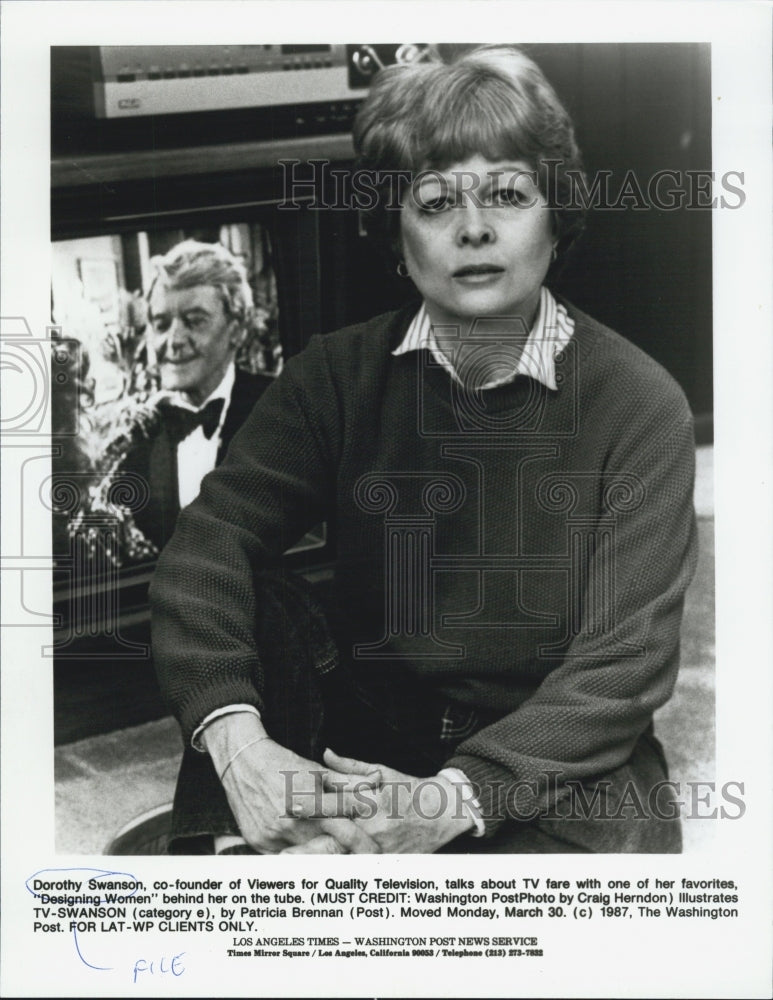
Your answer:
[125,368,273,552]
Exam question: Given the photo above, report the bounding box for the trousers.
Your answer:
[168,572,682,854]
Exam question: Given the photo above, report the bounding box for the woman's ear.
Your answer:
[548,212,561,262]
[390,233,404,267]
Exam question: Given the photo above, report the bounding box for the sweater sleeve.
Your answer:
[444,404,699,837]
[149,336,340,744]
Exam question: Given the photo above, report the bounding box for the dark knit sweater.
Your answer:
[150,300,698,835]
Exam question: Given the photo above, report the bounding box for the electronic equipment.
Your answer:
[91,44,432,118]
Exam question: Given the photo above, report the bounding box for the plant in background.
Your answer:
[68,393,162,567]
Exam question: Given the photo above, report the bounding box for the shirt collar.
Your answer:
[392,286,574,391]
[197,360,236,409]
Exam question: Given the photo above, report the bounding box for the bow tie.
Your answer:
[160,398,225,443]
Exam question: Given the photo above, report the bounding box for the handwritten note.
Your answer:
[25,866,186,981]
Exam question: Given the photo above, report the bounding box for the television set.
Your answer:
[49,44,418,740]
[48,157,413,740]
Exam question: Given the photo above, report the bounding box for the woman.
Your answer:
[150,45,698,855]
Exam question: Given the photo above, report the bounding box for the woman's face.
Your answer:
[399,155,555,330]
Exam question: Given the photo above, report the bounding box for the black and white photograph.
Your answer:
[49,38,715,857]
[1,2,771,998]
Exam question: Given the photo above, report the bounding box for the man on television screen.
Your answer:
[127,239,273,551]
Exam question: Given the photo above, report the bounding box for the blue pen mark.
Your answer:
[26,866,139,971]
[132,953,186,983]
[25,866,140,900]
[72,924,112,971]
[27,867,188,981]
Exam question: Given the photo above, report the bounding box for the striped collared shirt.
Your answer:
[392,286,574,390]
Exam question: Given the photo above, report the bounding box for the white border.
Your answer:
[2,2,772,998]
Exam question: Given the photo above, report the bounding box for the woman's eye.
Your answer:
[493,185,530,206]
[418,193,451,213]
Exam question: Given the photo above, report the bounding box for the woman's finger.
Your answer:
[320,817,381,854]
[323,747,380,776]
[289,789,367,819]
[322,769,381,793]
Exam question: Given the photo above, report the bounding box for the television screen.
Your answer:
[50,216,327,603]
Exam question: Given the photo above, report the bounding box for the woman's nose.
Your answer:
[456,206,495,247]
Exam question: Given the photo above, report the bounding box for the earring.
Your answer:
[396,261,409,278]
[550,246,558,263]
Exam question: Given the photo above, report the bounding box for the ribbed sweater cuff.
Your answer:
[176,679,264,747]
[444,753,520,838]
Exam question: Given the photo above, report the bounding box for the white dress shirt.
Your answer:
[162,362,235,509]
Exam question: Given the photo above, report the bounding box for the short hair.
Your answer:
[353,45,587,265]
[147,240,253,324]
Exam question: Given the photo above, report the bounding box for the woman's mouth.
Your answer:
[452,264,505,282]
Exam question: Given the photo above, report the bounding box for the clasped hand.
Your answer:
[281,749,475,854]
[204,715,474,854]
[203,713,382,854]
